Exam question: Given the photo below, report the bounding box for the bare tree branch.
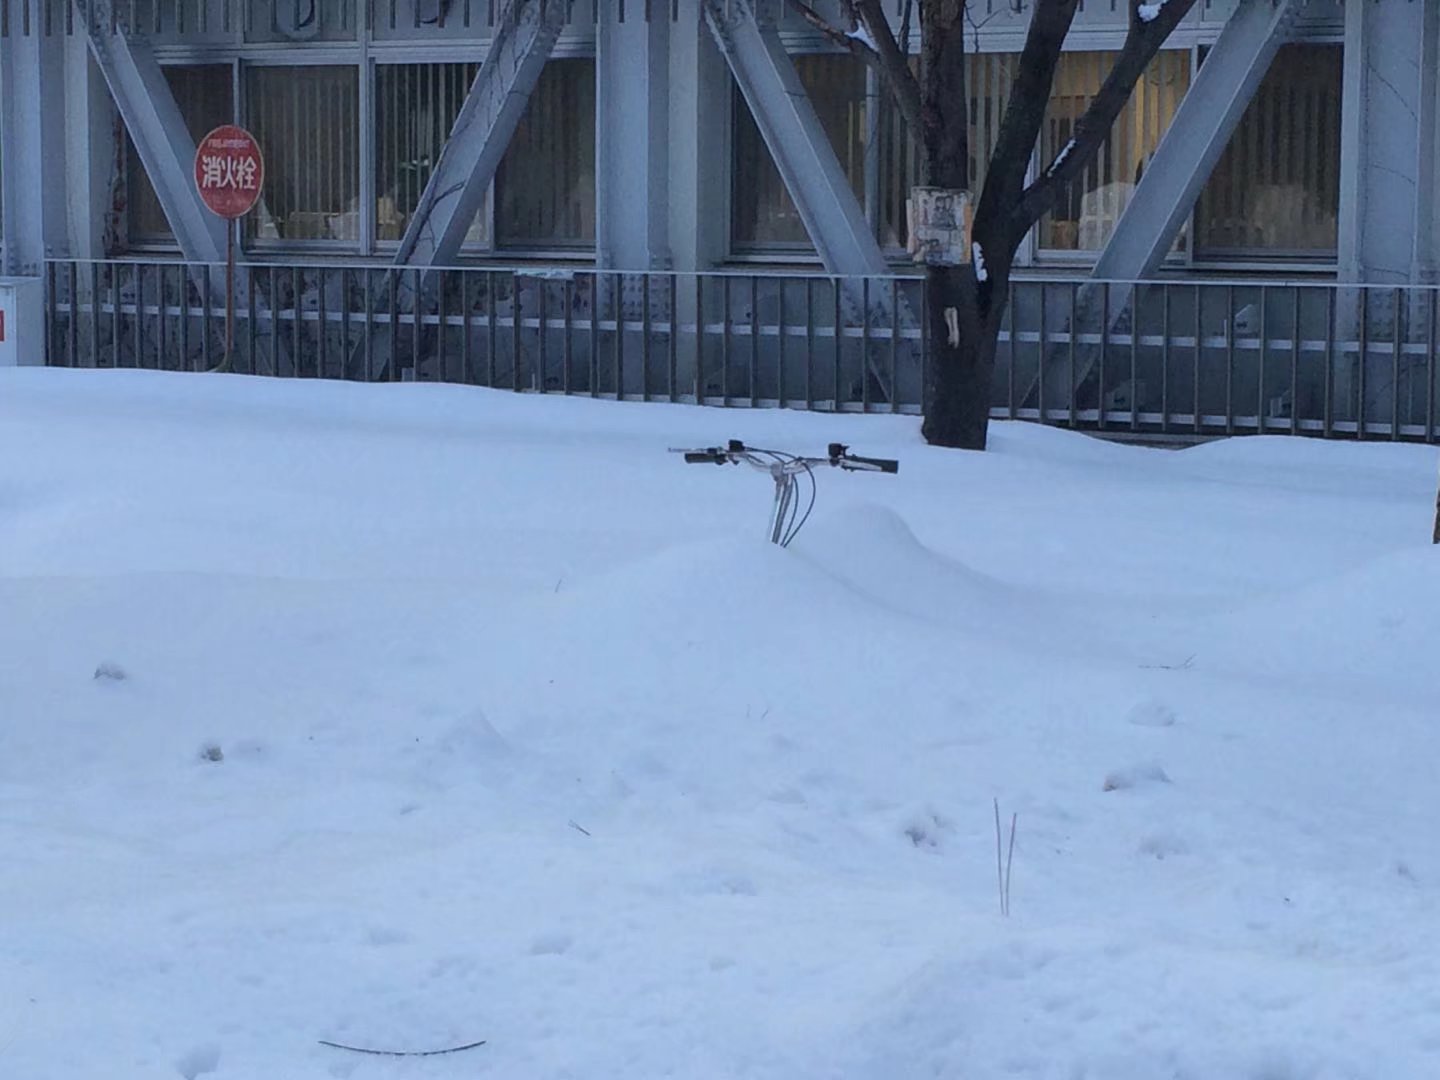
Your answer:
[973,0,1080,248]
[963,3,1003,53]
[784,0,880,59]
[1010,0,1200,232]
[853,0,924,134]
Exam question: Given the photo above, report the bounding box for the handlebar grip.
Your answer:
[848,454,899,474]
[684,451,725,464]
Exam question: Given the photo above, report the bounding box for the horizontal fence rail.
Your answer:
[42,258,1440,443]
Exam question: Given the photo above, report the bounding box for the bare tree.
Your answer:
[790,0,1199,449]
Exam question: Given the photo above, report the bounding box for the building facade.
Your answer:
[1,0,1438,436]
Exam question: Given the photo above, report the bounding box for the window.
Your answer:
[731,51,1021,254]
[876,52,1019,250]
[374,61,487,246]
[1195,43,1342,258]
[731,54,867,250]
[127,65,234,245]
[245,65,360,243]
[494,58,596,249]
[1038,50,1191,253]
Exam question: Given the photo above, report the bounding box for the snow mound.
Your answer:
[1200,546,1440,696]
[792,502,1006,625]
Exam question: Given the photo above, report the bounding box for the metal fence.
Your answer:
[42,258,926,411]
[0,0,672,38]
[999,277,1440,441]
[42,258,1440,442]
[0,0,1252,37]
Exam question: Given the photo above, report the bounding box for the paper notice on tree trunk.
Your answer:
[906,188,973,266]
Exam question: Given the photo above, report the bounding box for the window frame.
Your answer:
[131,33,599,262]
[1187,37,1345,270]
[724,33,1343,275]
[241,57,365,253]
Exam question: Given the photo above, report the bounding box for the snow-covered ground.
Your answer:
[3,368,1438,1080]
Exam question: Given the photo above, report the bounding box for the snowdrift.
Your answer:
[2,368,1438,1080]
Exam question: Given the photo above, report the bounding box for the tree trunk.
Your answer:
[920,262,1007,450]
[847,0,1196,450]
[917,0,981,447]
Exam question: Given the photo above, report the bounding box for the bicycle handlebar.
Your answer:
[683,450,727,465]
[671,440,899,475]
[838,453,899,474]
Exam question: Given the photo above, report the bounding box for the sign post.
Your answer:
[194,125,264,373]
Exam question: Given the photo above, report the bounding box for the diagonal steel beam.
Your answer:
[75,6,226,264]
[1091,0,1306,285]
[702,0,916,402]
[74,2,291,373]
[393,0,565,267]
[1030,0,1305,412]
[701,0,888,276]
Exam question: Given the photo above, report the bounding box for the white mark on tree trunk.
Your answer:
[944,307,960,347]
[972,244,987,282]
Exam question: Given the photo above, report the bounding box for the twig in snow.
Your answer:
[1004,812,1018,917]
[568,819,592,837]
[994,798,1005,916]
[318,1038,486,1057]
[1140,654,1195,671]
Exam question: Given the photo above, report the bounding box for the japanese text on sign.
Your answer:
[199,153,259,192]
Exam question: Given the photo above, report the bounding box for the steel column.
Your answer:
[0,25,68,275]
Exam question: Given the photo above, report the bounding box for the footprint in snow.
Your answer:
[1103,762,1171,792]
[1125,700,1177,727]
[175,1043,221,1079]
[529,932,573,956]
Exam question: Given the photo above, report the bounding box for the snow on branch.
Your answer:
[1008,0,1200,234]
[1136,0,1169,23]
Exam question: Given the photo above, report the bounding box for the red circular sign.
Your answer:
[194,125,264,220]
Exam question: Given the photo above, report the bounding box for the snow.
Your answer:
[845,21,879,52]
[1137,0,1168,23]
[1047,138,1075,177]
[972,242,987,281]
[3,367,1440,1079]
